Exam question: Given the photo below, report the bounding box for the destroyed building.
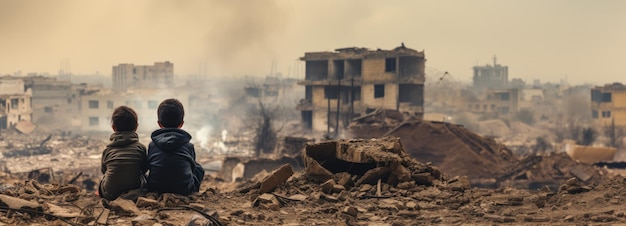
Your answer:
[112,61,174,91]
[473,56,508,91]
[591,82,626,127]
[0,76,33,130]
[297,45,425,134]
[467,88,521,116]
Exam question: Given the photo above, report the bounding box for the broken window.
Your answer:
[592,110,599,119]
[107,101,114,109]
[602,93,612,102]
[333,60,344,79]
[398,84,424,105]
[399,56,421,78]
[306,60,329,81]
[89,117,99,126]
[591,90,602,102]
[385,58,396,72]
[10,98,18,109]
[602,111,612,118]
[325,86,339,99]
[374,84,385,98]
[88,100,99,109]
[346,59,362,77]
[148,100,158,109]
[352,86,361,101]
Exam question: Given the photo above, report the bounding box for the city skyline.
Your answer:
[0,0,624,85]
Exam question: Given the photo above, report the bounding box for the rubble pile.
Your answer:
[2,137,626,224]
[498,152,610,189]
[348,110,518,181]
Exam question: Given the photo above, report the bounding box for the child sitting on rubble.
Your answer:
[146,98,205,195]
[99,106,148,201]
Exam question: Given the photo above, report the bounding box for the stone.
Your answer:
[136,197,160,209]
[335,172,354,188]
[359,184,373,193]
[405,201,418,210]
[159,193,190,207]
[412,172,434,186]
[260,164,294,193]
[447,176,470,191]
[287,194,308,201]
[398,210,419,217]
[109,198,141,217]
[342,206,358,217]
[253,193,281,209]
[321,179,336,194]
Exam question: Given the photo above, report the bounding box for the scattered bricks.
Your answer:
[136,197,160,209]
[260,164,294,194]
[321,179,336,194]
[109,198,141,217]
[0,194,43,215]
[342,206,358,217]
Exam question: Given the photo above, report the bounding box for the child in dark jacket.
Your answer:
[99,106,147,201]
[147,98,205,195]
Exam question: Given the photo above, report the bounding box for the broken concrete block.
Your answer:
[412,172,434,186]
[253,193,281,208]
[45,203,81,217]
[0,194,43,215]
[136,197,160,209]
[287,194,308,201]
[109,198,141,217]
[321,179,336,194]
[335,172,354,188]
[447,176,470,191]
[342,206,358,217]
[260,164,294,194]
[332,184,346,193]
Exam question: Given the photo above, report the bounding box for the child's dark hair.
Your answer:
[111,106,138,132]
[157,98,184,128]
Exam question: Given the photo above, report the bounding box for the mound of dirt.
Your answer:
[348,110,518,181]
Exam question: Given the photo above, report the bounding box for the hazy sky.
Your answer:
[0,0,624,84]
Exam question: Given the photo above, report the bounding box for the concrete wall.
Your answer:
[362,83,398,110]
[362,58,396,82]
[0,79,25,95]
[1,92,33,128]
[592,89,626,127]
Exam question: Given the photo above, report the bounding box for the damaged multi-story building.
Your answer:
[591,82,626,127]
[112,61,174,91]
[473,56,508,91]
[297,45,425,134]
[0,76,33,130]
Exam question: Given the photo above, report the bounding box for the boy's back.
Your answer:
[147,128,200,195]
[146,98,204,195]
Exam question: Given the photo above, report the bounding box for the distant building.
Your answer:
[0,77,33,129]
[297,45,426,133]
[473,56,508,91]
[112,61,174,91]
[591,83,626,127]
[467,88,520,115]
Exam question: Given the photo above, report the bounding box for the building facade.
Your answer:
[297,45,426,133]
[0,77,33,129]
[473,57,509,91]
[112,61,174,91]
[467,88,520,116]
[591,83,626,127]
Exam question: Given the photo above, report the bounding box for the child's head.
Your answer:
[157,98,185,128]
[111,106,138,132]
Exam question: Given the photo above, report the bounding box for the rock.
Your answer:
[356,167,391,185]
[0,194,43,215]
[405,201,418,210]
[397,181,416,190]
[321,179,336,194]
[260,164,294,193]
[159,193,189,207]
[412,172,434,186]
[359,184,373,193]
[109,198,141,217]
[136,197,160,209]
[342,206,358,217]
[447,176,470,191]
[253,193,281,210]
[287,194,308,201]
[333,184,346,193]
[398,210,419,217]
[56,185,81,194]
[335,172,354,188]
[566,177,578,186]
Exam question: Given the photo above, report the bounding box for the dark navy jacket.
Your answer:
[147,128,204,195]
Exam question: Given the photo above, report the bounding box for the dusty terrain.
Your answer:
[1,136,625,225]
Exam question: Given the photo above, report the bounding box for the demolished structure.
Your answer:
[297,45,425,136]
[0,76,33,130]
